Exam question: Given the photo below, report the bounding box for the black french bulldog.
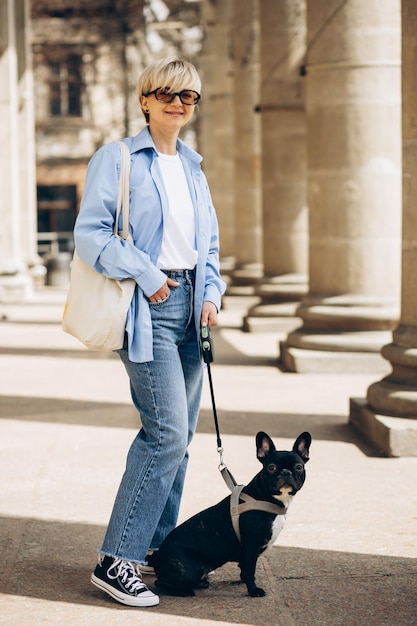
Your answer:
[150,431,311,598]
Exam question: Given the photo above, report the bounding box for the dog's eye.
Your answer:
[295,463,304,472]
[267,463,277,473]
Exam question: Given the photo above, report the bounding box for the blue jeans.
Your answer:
[100,269,203,564]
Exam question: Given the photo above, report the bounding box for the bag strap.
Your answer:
[115,141,131,240]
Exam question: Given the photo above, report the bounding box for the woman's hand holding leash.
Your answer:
[201,301,218,327]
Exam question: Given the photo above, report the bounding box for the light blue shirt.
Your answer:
[74,126,226,363]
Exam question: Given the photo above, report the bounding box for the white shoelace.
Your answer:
[107,558,148,593]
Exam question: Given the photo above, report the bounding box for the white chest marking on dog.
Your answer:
[265,490,293,551]
[265,515,285,551]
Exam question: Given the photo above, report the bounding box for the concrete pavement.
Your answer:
[0,287,416,626]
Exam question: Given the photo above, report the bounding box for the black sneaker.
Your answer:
[91,555,159,607]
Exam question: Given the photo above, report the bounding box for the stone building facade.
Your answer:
[31,0,201,258]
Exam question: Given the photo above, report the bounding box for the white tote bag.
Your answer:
[62,141,136,351]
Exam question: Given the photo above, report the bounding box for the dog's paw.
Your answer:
[248,586,266,598]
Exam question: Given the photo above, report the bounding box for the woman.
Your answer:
[74,57,226,607]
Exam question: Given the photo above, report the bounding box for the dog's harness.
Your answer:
[230,484,288,543]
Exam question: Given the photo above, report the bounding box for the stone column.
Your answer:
[244,0,308,331]
[280,0,402,371]
[198,0,216,187]
[229,0,263,289]
[200,0,235,268]
[350,0,417,456]
[16,0,37,267]
[0,0,37,299]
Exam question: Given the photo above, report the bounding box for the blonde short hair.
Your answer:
[137,57,201,121]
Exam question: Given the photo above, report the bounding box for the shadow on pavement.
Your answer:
[0,323,279,366]
[0,346,118,359]
[1,515,415,626]
[0,394,380,456]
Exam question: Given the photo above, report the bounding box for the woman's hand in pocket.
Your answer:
[148,278,179,303]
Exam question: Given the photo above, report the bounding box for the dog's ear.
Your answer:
[293,432,311,463]
[256,432,276,460]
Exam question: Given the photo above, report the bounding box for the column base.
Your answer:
[225,265,263,296]
[280,342,391,373]
[230,263,263,286]
[220,256,236,274]
[0,259,34,302]
[280,327,393,373]
[254,273,308,302]
[243,302,300,332]
[296,299,399,331]
[366,378,417,418]
[243,273,307,331]
[349,398,417,457]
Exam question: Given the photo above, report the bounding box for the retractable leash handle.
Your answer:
[200,323,214,364]
[200,324,237,491]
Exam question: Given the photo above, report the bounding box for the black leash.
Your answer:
[201,326,288,542]
[200,324,237,491]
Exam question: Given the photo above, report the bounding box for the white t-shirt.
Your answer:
[156,152,198,270]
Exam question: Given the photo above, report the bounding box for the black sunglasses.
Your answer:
[143,87,201,106]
